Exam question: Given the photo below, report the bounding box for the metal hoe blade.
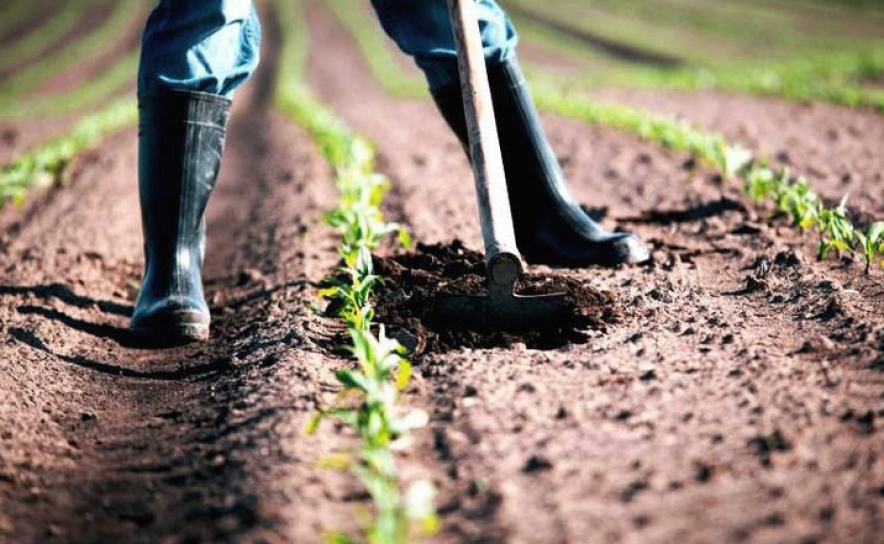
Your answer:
[435,253,569,331]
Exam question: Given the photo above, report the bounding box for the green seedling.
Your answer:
[0,98,136,206]
[743,166,779,203]
[855,222,884,273]
[310,327,436,544]
[274,1,434,542]
[744,167,821,232]
[816,196,856,260]
[775,175,821,232]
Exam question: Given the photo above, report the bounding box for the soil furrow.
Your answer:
[0,0,118,84]
[504,3,684,68]
[588,88,884,221]
[306,4,883,543]
[0,115,81,170]
[28,5,144,98]
[0,0,70,50]
[0,11,362,543]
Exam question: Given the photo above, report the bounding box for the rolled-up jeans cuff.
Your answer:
[138,1,261,99]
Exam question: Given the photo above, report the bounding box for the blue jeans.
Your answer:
[138,0,518,98]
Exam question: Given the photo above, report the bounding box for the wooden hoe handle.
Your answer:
[447,0,524,285]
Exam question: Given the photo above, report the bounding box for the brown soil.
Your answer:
[0,2,882,544]
[0,12,362,544]
[372,240,620,353]
[306,4,883,544]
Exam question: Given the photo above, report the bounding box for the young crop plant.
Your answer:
[776,176,821,233]
[816,196,856,261]
[0,98,136,206]
[307,324,437,544]
[274,1,436,542]
[743,168,822,231]
[855,222,884,274]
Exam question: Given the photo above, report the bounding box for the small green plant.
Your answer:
[743,168,821,231]
[743,166,780,202]
[815,196,855,260]
[775,175,821,232]
[855,222,884,273]
[274,1,435,542]
[308,327,437,544]
[0,98,136,206]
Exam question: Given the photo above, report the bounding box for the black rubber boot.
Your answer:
[432,56,649,267]
[131,91,231,343]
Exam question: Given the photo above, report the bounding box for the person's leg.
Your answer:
[370,0,516,92]
[371,0,648,267]
[138,0,261,98]
[133,0,261,343]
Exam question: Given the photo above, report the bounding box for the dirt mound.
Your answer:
[372,241,620,353]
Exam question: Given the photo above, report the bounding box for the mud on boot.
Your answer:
[432,56,649,267]
[131,91,231,344]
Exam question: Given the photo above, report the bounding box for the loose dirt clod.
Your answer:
[373,241,620,353]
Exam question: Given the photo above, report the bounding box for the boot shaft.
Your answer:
[137,91,231,298]
[431,56,575,225]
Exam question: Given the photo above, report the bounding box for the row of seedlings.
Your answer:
[0,0,149,202]
[325,0,884,273]
[273,1,437,543]
[0,0,145,118]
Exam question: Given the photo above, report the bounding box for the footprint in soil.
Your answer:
[369,240,621,354]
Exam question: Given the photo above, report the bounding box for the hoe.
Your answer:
[435,0,568,330]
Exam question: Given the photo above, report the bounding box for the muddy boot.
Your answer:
[131,91,231,343]
[432,56,649,267]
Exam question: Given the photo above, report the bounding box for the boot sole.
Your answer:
[131,311,210,346]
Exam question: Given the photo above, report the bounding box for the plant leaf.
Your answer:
[396,360,412,391]
[336,370,369,392]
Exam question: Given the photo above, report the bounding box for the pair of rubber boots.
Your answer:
[132,57,648,343]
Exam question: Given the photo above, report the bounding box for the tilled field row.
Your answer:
[305,4,883,543]
[0,11,364,542]
[0,1,881,543]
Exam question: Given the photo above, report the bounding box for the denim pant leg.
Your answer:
[138,0,262,98]
[370,0,518,91]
